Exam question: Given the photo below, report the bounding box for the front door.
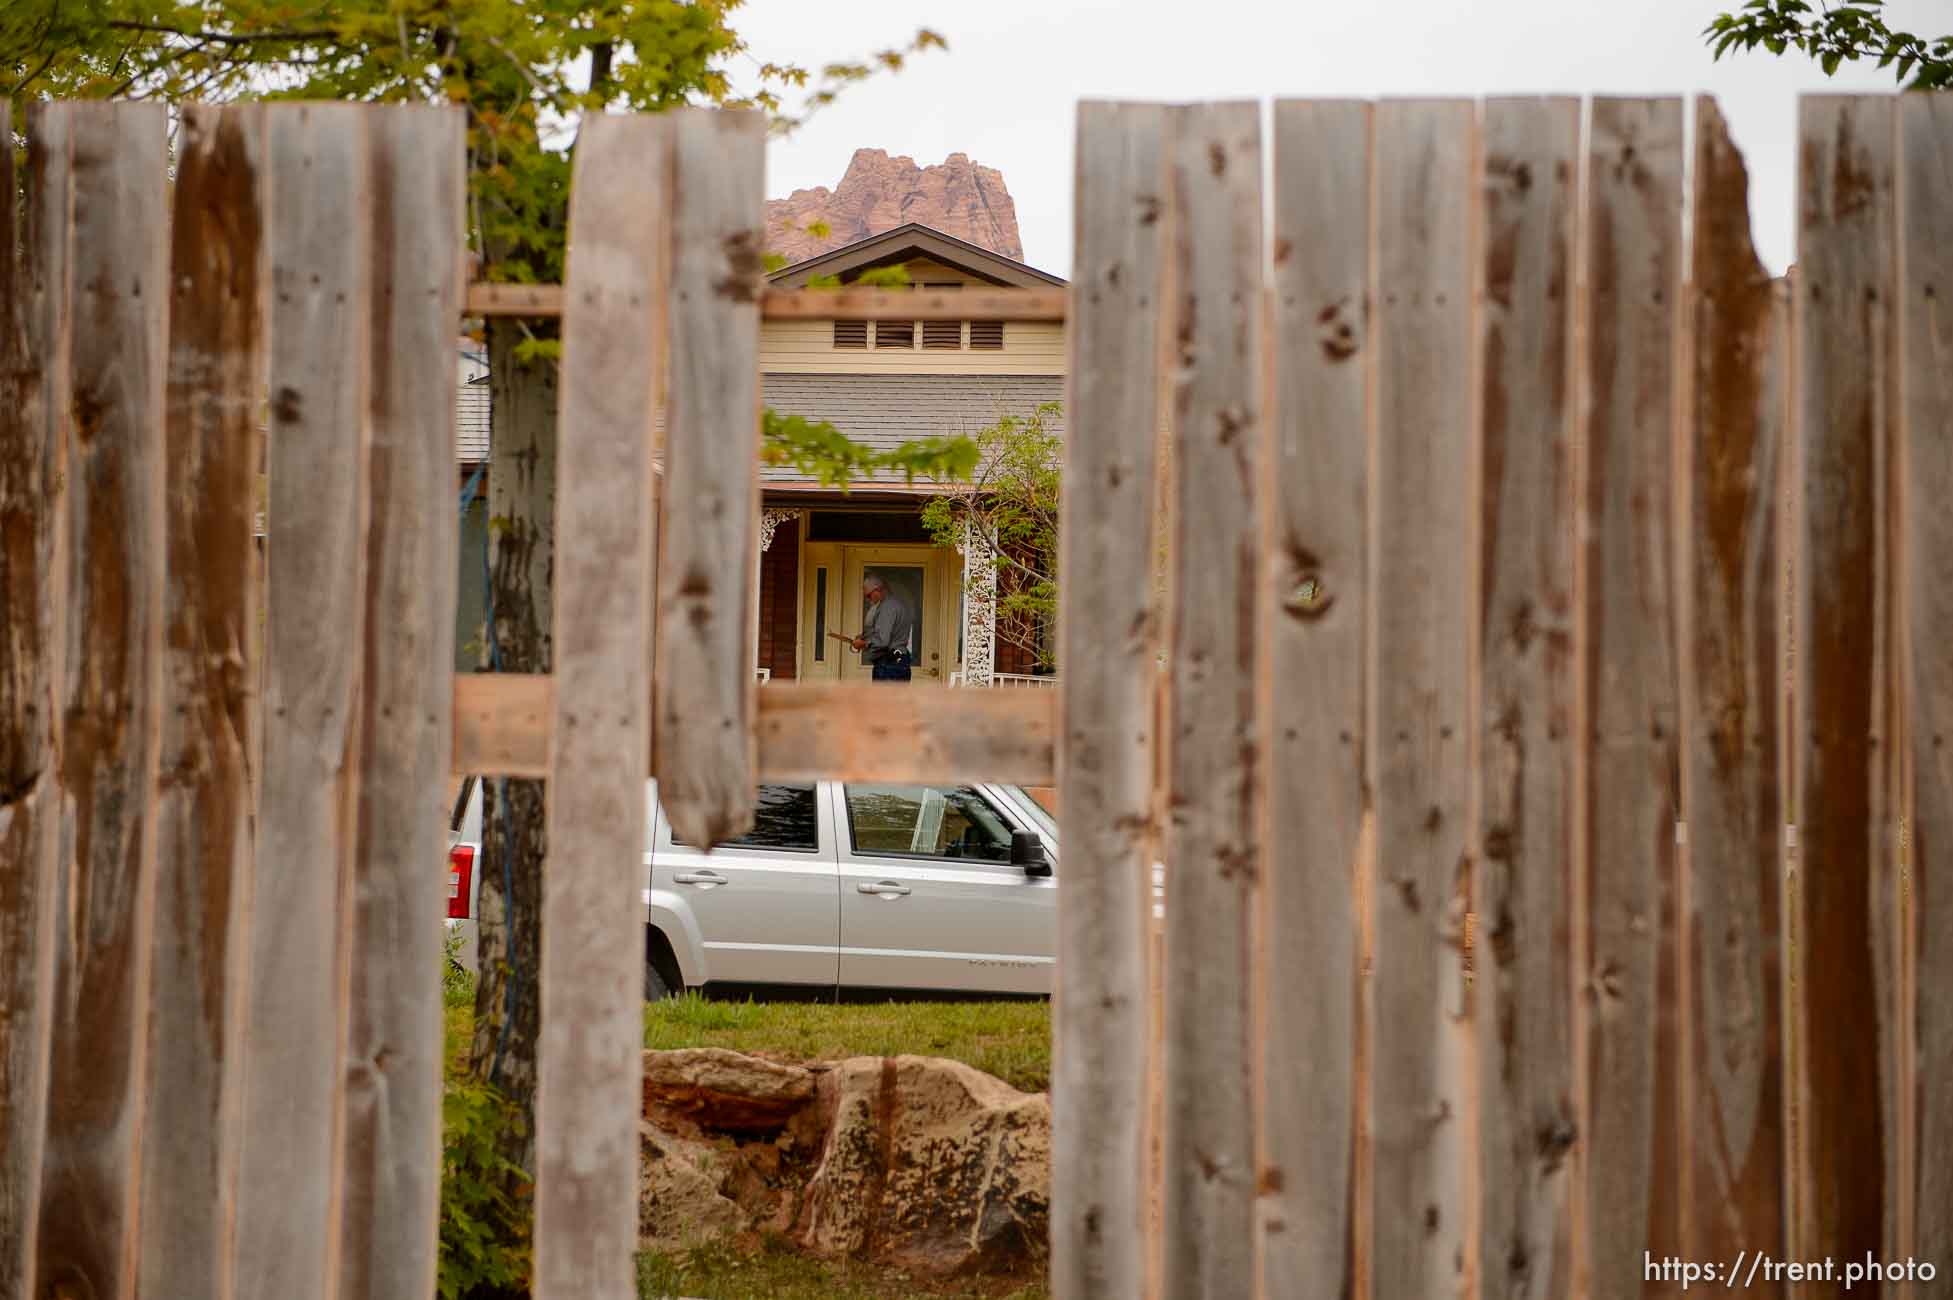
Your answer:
[802,544,954,683]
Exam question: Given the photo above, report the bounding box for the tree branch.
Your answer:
[105,19,339,46]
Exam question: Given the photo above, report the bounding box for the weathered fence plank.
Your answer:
[1680,95,1788,1287]
[1578,97,1685,1300]
[139,103,266,1300]
[0,98,69,1300]
[1259,96,1370,1300]
[1791,94,1901,1289]
[655,108,764,849]
[1156,101,1265,1296]
[1053,99,1168,1300]
[535,111,669,1300]
[237,103,372,1300]
[1896,90,1951,1275]
[339,105,466,1300]
[1158,100,1263,1300]
[32,101,169,1300]
[1368,97,1476,1300]
[1474,94,1580,1300]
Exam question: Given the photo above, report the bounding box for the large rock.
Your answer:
[635,1048,1050,1280]
[766,149,1023,266]
[794,1055,1050,1277]
[641,1047,814,1133]
[638,1120,747,1251]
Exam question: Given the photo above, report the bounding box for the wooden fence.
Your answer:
[0,91,1947,1300]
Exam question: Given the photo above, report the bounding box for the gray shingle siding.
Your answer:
[454,368,1064,483]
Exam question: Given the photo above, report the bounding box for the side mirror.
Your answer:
[1011,830,1052,877]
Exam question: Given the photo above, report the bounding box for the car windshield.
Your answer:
[1003,787,1057,839]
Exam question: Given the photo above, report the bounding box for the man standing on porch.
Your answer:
[852,574,914,681]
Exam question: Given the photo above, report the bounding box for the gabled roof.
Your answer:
[768,223,1066,289]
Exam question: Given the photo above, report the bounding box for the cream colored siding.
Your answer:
[761,319,1065,375]
[894,256,988,285]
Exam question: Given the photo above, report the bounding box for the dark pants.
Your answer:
[870,651,913,681]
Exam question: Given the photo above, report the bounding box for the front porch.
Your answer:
[754,498,1052,687]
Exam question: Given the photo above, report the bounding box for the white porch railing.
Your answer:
[948,670,1057,688]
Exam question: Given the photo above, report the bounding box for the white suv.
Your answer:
[447,780,1059,999]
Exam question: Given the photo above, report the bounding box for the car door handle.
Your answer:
[857,880,911,898]
[674,869,728,887]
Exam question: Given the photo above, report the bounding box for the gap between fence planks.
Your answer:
[467,282,1067,322]
[533,110,670,1300]
[1051,99,1167,1300]
[453,676,1057,786]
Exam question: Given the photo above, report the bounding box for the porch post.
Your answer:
[959,524,996,687]
[753,508,796,679]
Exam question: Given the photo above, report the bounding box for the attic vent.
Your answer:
[969,320,1005,350]
[922,319,963,349]
[832,319,867,348]
[875,320,915,349]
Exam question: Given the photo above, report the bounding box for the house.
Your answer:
[456,223,1067,687]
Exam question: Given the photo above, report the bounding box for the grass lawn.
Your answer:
[637,1237,1049,1300]
[643,993,1052,1093]
[448,992,1052,1094]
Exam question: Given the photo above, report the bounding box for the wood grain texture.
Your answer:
[1681,95,1787,1288]
[1896,90,1951,1276]
[655,109,763,848]
[1052,99,1167,1300]
[1474,95,1580,1300]
[0,99,69,1300]
[465,281,565,318]
[33,101,169,1300]
[1260,96,1370,1300]
[1580,97,1685,1300]
[1368,98,1476,1300]
[1791,94,1900,1288]
[338,105,465,1300]
[1159,100,1262,1300]
[451,675,1059,785]
[534,111,669,1300]
[236,103,371,1300]
[139,103,266,1300]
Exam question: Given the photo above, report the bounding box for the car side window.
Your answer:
[843,785,1015,863]
[669,783,819,852]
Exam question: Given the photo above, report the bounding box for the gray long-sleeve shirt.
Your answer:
[863,593,914,658]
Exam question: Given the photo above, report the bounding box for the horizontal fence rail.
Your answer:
[0,90,1948,1300]
[466,283,1070,322]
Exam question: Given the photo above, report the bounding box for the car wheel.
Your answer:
[644,955,673,1002]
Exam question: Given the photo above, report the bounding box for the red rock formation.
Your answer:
[767,148,1023,266]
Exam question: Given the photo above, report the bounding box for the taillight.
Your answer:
[447,845,475,920]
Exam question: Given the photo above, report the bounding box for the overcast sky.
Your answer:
[734,0,1938,276]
